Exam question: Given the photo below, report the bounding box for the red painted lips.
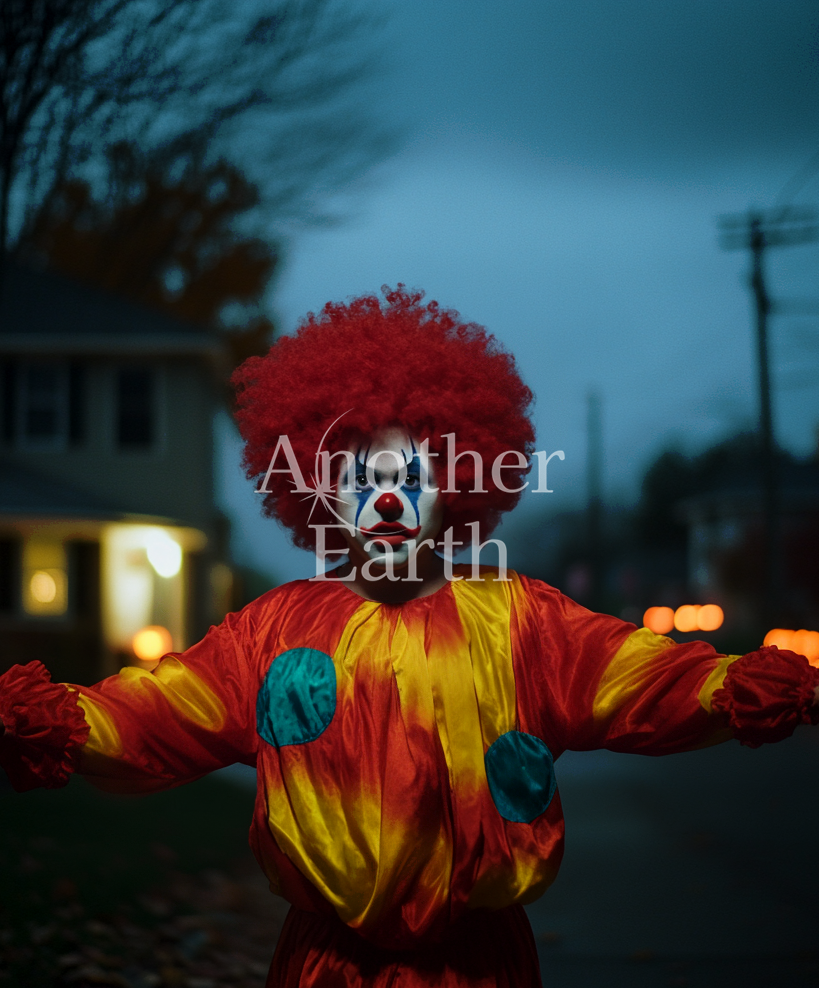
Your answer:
[360,522,422,547]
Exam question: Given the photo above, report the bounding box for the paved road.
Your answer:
[526,730,819,987]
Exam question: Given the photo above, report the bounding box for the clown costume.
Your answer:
[2,287,818,988]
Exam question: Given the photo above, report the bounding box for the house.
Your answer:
[678,456,819,631]
[0,260,237,684]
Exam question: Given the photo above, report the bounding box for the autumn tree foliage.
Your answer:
[23,141,278,367]
[0,0,390,364]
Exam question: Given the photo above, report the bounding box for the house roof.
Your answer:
[677,458,819,522]
[0,258,226,360]
[0,459,177,524]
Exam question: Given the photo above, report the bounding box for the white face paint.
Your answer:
[335,427,443,569]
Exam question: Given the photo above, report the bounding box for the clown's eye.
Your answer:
[403,474,420,489]
[355,472,371,491]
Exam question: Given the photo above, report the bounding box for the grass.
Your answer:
[0,770,259,986]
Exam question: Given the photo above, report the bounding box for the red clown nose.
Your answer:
[374,492,403,521]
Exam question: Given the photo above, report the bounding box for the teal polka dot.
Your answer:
[256,647,336,748]
[485,731,557,823]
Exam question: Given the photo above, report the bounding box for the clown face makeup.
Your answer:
[335,428,443,570]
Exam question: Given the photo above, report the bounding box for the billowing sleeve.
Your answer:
[511,575,819,755]
[0,605,260,794]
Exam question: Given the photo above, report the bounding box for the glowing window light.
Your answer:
[765,628,819,666]
[697,604,724,632]
[146,531,182,578]
[30,570,58,604]
[643,606,675,634]
[132,625,173,662]
[23,539,68,616]
[24,567,67,615]
[674,605,700,633]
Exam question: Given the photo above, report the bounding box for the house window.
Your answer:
[20,363,68,446]
[1,362,16,443]
[117,368,155,448]
[0,538,19,613]
[22,538,68,617]
[2,361,85,448]
[68,363,86,444]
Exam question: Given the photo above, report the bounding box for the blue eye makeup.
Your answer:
[352,457,372,525]
[403,454,423,522]
[353,457,372,492]
[347,444,426,528]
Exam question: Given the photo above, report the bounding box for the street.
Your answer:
[528,730,819,987]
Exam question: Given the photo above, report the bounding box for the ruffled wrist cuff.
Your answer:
[0,661,90,791]
[711,646,819,748]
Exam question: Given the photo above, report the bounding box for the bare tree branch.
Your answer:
[0,0,393,252]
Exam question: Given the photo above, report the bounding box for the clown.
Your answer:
[1,286,819,988]
[331,427,446,590]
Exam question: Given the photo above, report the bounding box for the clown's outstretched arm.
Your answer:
[0,606,260,794]
[512,575,819,755]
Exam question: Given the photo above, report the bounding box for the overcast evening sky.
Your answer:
[219,0,819,582]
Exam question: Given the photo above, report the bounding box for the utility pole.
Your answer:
[586,389,604,611]
[718,206,817,622]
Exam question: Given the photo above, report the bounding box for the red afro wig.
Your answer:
[231,286,535,551]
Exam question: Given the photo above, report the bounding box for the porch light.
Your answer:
[30,570,58,604]
[132,625,173,664]
[22,539,68,616]
[146,530,182,578]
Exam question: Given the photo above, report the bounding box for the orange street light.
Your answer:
[697,604,724,632]
[763,628,819,665]
[644,604,725,635]
[643,606,675,634]
[674,605,700,633]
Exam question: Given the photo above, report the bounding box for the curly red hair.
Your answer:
[232,286,535,551]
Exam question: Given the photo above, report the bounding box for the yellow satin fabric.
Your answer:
[116,657,227,732]
[450,573,518,750]
[75,693,123,758]
[267,602,427,927]
[592,626,676,721]
[698,655,741,712]
[263,572,536,931]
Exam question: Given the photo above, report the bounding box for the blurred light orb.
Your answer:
[643,606,675,634]
[30,570,58,604]
[763,628,794,650]
[792,629,819,665]
[146,531,182,578]
[697,604,724,632]
[763,628,819,666]
[132,625,173,662]
[674,605,700,633]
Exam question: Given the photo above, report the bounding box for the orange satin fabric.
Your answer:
[12,566,784,985]
[266,905,541,988]
[5,567,818,985]
[252,571,563,949]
